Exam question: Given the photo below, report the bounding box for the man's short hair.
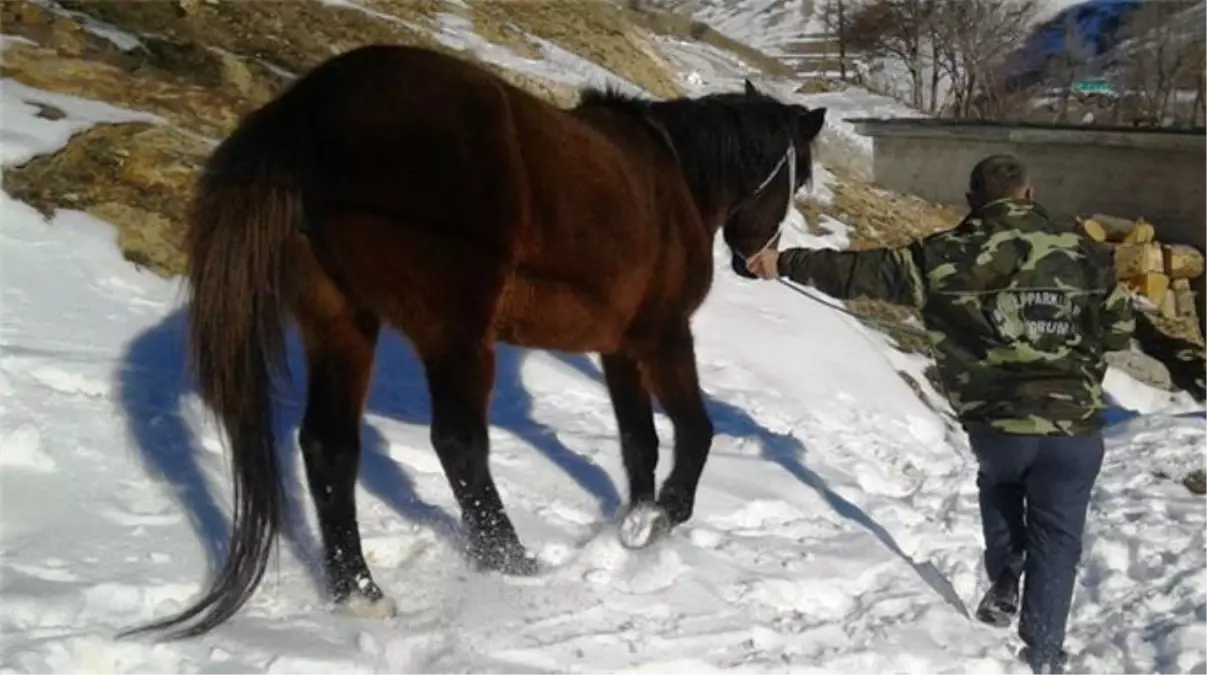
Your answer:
[968,154,1029,204]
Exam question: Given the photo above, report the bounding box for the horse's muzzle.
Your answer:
[730,251,758,279]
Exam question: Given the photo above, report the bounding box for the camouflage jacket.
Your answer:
[776,198,1202,436]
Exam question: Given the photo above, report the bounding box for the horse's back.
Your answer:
[289,49,528,265]
[276,45,530,241]
[272,44,702,353]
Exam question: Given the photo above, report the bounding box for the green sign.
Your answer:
[1073,79,1113,95]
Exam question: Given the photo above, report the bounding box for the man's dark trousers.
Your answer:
[967,424,1105,670]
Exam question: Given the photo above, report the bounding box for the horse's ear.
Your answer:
[744,79,758,97]
[799,106,826,140]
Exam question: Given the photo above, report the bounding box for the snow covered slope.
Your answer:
[642,0,826,56]
[635,0,854,81]
[1,15,1204,675]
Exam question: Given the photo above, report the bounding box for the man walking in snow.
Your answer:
[742,153,1205,674]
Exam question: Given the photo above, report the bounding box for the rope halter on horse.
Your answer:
[731,139,797,267]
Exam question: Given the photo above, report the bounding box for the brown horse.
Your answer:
[121,43,826,640]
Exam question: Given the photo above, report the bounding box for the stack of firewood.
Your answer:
[1078,213,1204,327]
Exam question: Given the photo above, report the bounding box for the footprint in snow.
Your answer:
[7,559,82,583]
[0,422,56,473]
[28,365,109,398]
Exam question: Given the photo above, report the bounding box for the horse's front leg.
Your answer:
[617,328,714,548]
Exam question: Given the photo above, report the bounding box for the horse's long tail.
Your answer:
[119,104,306,641]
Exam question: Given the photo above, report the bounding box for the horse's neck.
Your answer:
[578,107,677,165]
[631,111,679,166]
[573,107,732,238]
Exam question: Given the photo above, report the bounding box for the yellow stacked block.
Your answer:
[1163,244,1205,280]
[1079,218,1108,242]
[1122,220,1155,244]
[1114,243,1165,279]
[1129,272,1171,308]
[1172,279,1197,321]
[1075,211,1202,339]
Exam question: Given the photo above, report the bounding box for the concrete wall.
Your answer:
[851,120,1207,334]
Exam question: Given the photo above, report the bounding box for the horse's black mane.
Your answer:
[576,85,805,218]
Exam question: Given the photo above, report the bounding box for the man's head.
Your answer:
[966,154,1033,210]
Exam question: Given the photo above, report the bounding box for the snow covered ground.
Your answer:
[2,15,1205,675]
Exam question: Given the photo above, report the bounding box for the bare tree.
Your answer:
[1114,2,1204,127]
[929,0,1039,119]
[927,6,942,113]
[840,0,1043,116]
[817,0,851,81]
[842,0,938,110]
[1193,41,1206,127]
[834,0,1203,127]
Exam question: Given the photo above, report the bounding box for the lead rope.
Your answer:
[775,277,931,340]
[774,274,968,455]
[736,138,931,342]
[680,127,948,405]
[739,148,967,616]
[733,140,955,423]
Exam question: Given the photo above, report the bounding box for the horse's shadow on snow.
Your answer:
[118,307,620,593]
[556,356,970,618]
[119,307,966,616]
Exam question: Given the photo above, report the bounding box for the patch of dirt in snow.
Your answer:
[0,37,260,140]
[3,117,209,276]
[464,1,685,98]
[814,169,964,250]
[49,0,451,77]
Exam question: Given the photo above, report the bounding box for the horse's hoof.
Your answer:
[337,593,397,620]
[468,537,540,576]
[618,502,672,549]
[500,552,541,576]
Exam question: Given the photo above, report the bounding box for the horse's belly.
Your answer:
[493,275,632,352]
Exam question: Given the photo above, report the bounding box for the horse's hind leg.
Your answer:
[293,282,394,617]
[421,340,537,575]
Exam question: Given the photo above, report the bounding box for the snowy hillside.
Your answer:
[643,0,826,54]
[636,0,847,79]
[2,6,1205,675]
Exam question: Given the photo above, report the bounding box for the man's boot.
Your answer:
[975,571,1019,628]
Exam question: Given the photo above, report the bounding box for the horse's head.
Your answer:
[720,80,826,279]
[574,81,826,277]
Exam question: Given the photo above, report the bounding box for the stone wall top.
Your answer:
[847,117,1206,153]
